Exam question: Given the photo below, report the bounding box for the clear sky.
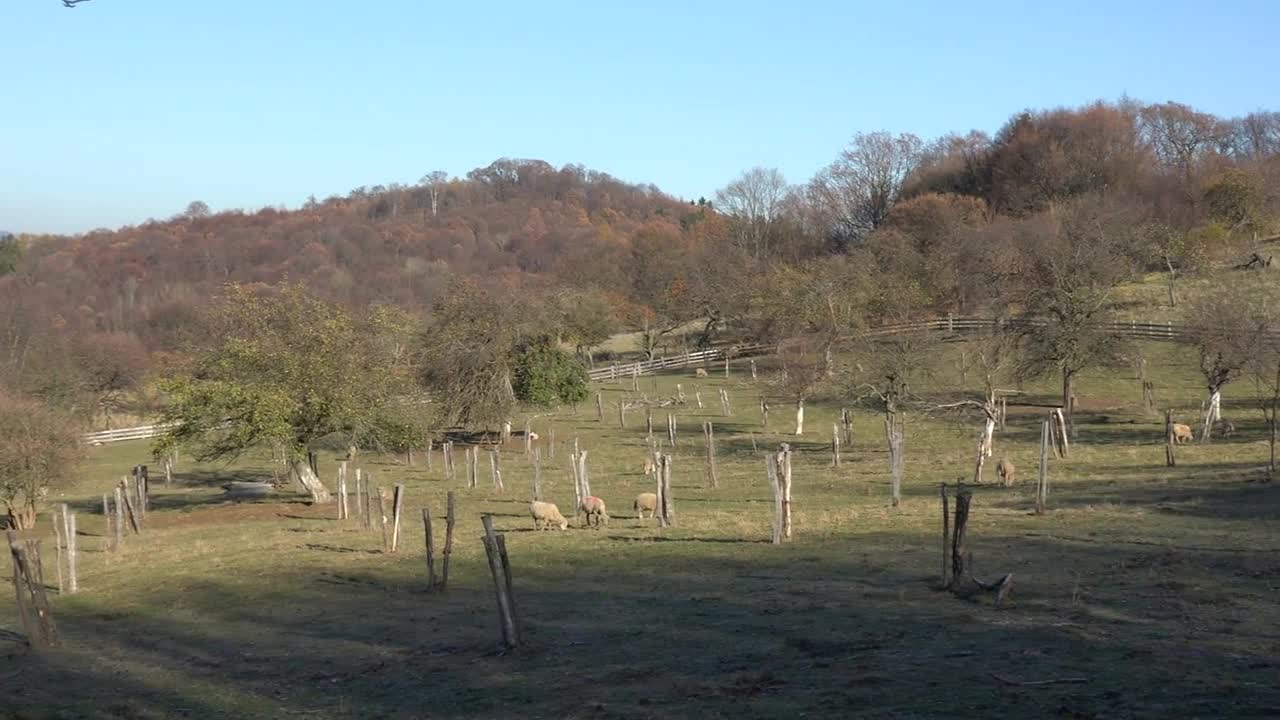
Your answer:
[3,0,1278,234]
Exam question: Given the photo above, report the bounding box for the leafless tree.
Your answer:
[420,171,449,218]
[715,167,789,259]
[809,131,923,249]
[1139,102,1222,181]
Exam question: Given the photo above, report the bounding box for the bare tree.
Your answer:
[809,131,923,248]
[1016,198,1133,437]
[715,167,789,259]
[1139,102,1222,181]
[1188,285,1268,442]
[420,171,449,218]
[1226,111,1280,160]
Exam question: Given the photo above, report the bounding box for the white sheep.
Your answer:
[529,501,568,530]
[996,459,1016,487]
[633,492,658,520]
[1172,423,1194,444]
[580,495,609,528]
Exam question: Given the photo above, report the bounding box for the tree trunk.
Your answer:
[1269,411,1277,479]
[1200,388,1222,444]
[290,459,332,504]
[794,399,805,436]
[1062,370,1076,438]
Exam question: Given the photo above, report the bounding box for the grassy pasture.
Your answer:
[2,341,1279,719]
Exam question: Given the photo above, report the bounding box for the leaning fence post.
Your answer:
[480,515,520,649]
[7,531,59,650]
[102,493,114,552]
[1164,409,1176,467]
[389,484,405,553]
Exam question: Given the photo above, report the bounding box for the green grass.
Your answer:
[3,343,1279,719]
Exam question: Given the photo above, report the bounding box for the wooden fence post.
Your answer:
[337,462,349,520]
[376,487,390,552]
[761,400,769,430]
[427,439,434,472]
[440,491,456,592]
[489,449,504,492]
[113,486,125,548]
[354,468,365,526]
[524,421,532,456]
[596,392,604,422]
[703,422,718,489]
[7,531,59,650]
[423,508,437,591]
[52,509,64,594]
[119,479,141,534]
[666,413,677,448]
[102,493,114,552]
[949,488,972,590]
[657,454,675,527]
[940,484,950,588]
[767,453,783,544]
[841,408,853,447]
[532,447,543,501]
[750,359,757,381]
[618,401,626,428]
[779,443,793,539]
[1036,420,1049,515]
[390,484,405,553]
[61,505,77,594]
[832,424,841,467]
[1165,409,1176,467]
[363,473,374,530]
[480,515,520,649]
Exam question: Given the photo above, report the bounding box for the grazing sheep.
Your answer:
[1172,423,1194,444]
[528,431,539,441]
[694,367,708,378]
[643,456,656,476]
[633,492,658,519]
[1213,418,1235,438]
[996,459,1016,487]
[529,501,568,530]
[580,495,609,528]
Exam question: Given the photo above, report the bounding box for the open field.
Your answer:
[3,342,1279,719]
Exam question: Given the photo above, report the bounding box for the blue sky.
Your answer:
[3,0,1278,234]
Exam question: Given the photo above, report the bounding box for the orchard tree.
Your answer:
[156,284,424,503]
[0,391,82,530]
[1016,197,1133,436]
[1188,284,1270,442]
[418,280,521,430]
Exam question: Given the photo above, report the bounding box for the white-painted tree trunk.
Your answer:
[291,459,332,504]
[794,401,805,436]
[1200,390,1222,443]
[981,417,996,458]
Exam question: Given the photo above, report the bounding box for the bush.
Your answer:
[513,337,589,407]
[0,391,82,529]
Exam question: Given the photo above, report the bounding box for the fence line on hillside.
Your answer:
[79,315,1198,444]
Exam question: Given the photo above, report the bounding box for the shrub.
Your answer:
[513,336,589,407]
